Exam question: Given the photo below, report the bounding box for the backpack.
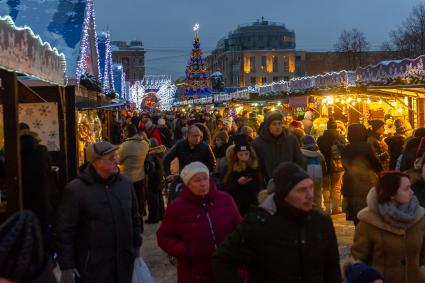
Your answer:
[329,143,344,172]
[144,156,156,174]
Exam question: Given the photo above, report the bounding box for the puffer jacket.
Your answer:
[118,136,149,182]
[351,188,425,283]
[213,194,342,283]
[252,116,303,181]
[301,147,326,182]
[163,139,216,176]
[157,180,241,283]
[57,165,142,283]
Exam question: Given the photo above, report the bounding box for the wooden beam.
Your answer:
[65,86,78,181]
[0,70,22,214]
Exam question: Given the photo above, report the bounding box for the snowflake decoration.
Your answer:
[48,130,57,140]
[32,119,42,130]
[38,105,50,117]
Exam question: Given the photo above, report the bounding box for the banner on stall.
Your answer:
[356,55,425,83]
[0,16,67,86]
[0,103,60,151]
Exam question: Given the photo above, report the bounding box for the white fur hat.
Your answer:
[180,162,209,185]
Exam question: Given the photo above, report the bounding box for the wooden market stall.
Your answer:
[0,15,67,217]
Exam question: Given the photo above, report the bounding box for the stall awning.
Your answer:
[76,99,127,110]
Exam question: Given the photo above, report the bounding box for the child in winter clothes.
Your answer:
[223,134,263,216]
[301,135,326,210]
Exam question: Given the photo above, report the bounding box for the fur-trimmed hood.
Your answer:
[357,188,425,235]
[225,144,259,173]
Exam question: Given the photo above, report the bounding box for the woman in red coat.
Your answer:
[157,162,241,283]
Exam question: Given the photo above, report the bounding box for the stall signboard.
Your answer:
[356,55,425,84]
[0,16,67,86]
[289,96,308,108]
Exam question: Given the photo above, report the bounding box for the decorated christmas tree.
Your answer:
[184,24,211,97]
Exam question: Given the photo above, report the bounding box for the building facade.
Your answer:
[111,40,145,83]
[304,51,402,76]
[206,18,305,87]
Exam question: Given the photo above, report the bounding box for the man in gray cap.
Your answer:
[57,141,142,283]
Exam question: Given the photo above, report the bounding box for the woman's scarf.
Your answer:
[378,196,419,229]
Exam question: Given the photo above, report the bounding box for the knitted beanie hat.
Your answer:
[368,119,385,132]
[0,210,44,282]
[180,162,210,185]
[273,162,310,198]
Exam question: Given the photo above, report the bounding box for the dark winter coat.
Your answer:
[223,145,262,216]
[159,126,173,148]
[157,180,241,283]
[30,259,58,283]
[317,129,346,174]
[163,139,216,176]
[400,137,422,171]
[413,178,425,209]
[212,194,342,283]
[57,165,142,283]
[385,135,406,170]
[252,117,304,181]
[20,133,57,228]
[341,142,382,222]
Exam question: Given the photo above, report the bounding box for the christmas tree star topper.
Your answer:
[193,23,200,32]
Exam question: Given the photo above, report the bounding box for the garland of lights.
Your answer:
[157,82,177,110]
[0,15,67,86]
[101,31,115,95]
[129,81,145,109]
[76,0,101,82]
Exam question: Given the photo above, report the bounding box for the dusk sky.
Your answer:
[94,0,423,80]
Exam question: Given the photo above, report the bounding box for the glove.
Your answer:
[60,269,77,283]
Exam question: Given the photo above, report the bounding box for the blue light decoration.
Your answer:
[113,64,126,98]
[184,24,211,97]
[97,31,115,96]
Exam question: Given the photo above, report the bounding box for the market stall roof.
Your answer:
[0,16,66,86]
[0,0,100,82]
[366,84,425,98]
[76,98,127,110]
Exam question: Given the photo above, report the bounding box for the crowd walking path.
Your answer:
[142,213,355,283]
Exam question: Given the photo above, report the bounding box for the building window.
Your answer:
[244,56,250,73]
[250,56,255,72]
[272,56,278,73]
[289,55,296,73]
[250,77,256,85]
[283,56,289,73]
[261,56,267,72]
[261,77,267,85]
[273,76,279,82]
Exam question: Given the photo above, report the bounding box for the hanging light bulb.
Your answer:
[335,97,340,102]
[351,102,356,106]
[277,101,282,106]
[367,98,371,104]
[379,99,383,104]
[347,97,353,103]
[357,97,361,102]
[341,99,346,104]
[398,108,403,113]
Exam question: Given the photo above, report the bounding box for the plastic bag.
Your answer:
[131,256,153,283]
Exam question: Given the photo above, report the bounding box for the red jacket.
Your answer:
[146,126,163,145]
[157,180,241,283]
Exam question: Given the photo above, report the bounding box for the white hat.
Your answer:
[180,162,209,185]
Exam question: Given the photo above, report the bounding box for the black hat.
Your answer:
[0,211,45,282]
[273,162,310,198]
[368,119,385,132]
[234,134,251,153]
[327,118,338,130]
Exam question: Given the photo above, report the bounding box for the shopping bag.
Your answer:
[131,256,154,283]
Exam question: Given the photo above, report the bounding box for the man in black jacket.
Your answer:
[213,162,341,283]
[252,112,304,182]
[163,125,216,179]
[58,141,142,283]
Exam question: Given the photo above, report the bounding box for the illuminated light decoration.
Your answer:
[341,99,346,104]
[347,97,353,103]
[76,0,101,82]
[404,96,409,106]
[379,99,383,104]
[335,97,340,102]
[277,101,282,106]
[157,82,177,111]
[398,108,403,113]
[367,98,371,104]
[0,15,67,86]
[97,31,115,96]
[129,81,145,109]
[184,24,212,96]
[357,97,361,102]
[113,64,125,98]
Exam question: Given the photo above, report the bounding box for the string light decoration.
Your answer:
[157,82,177,110]
[76,0,101,82]
[129,81,145,109]
[184,24,212,97]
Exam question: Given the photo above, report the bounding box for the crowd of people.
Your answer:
[2,108,425,283]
